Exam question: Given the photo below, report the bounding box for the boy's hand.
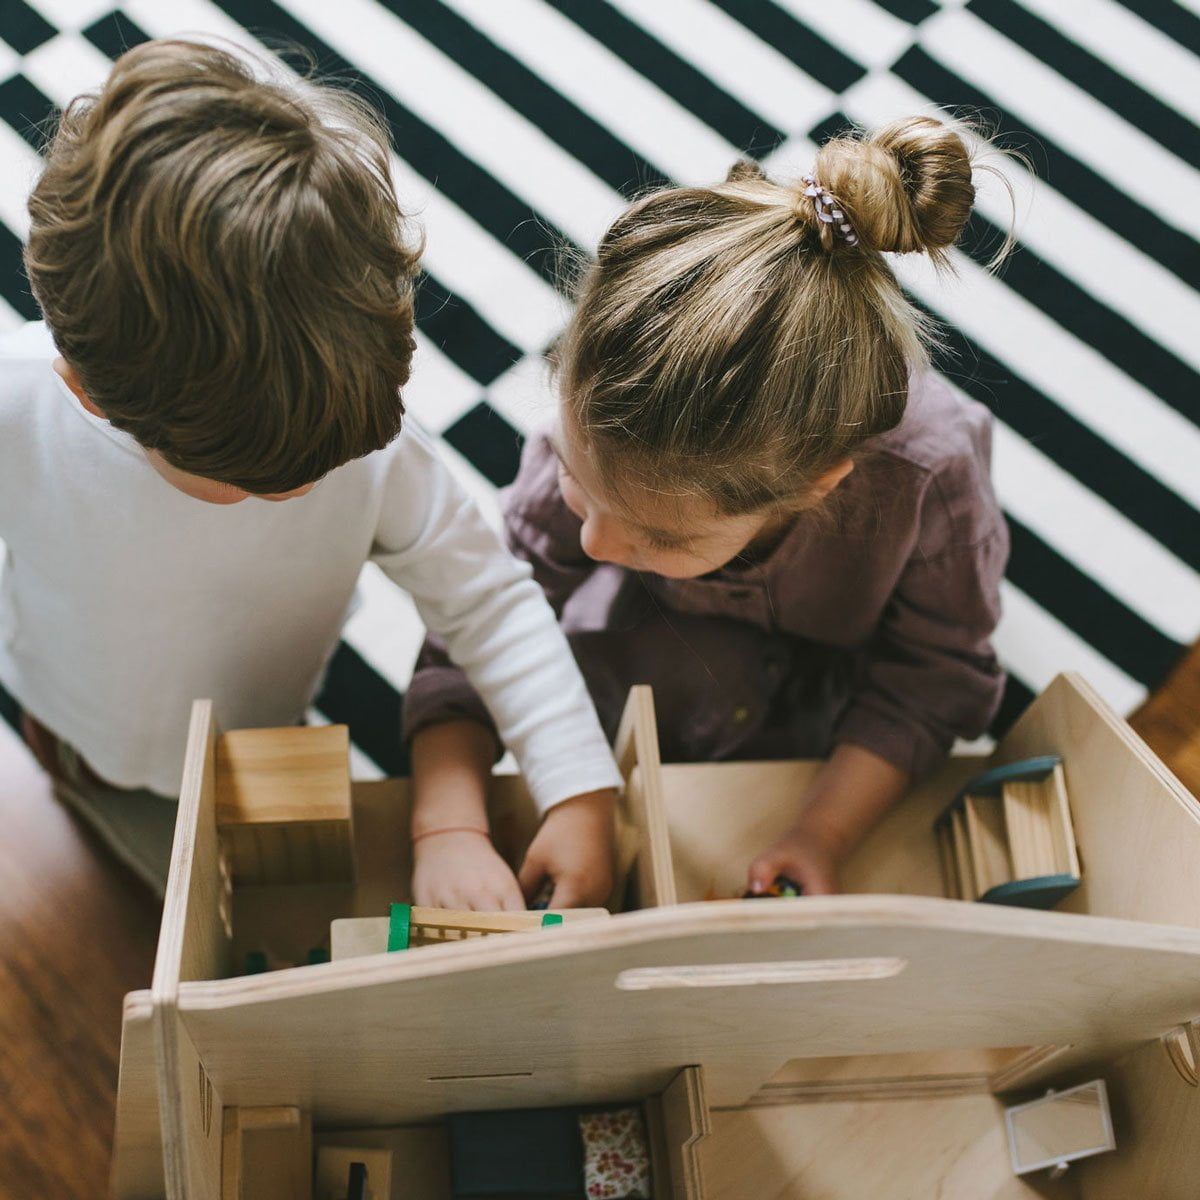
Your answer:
[747,820,841,897]
[518,789,617,909]
[411,830,526,911]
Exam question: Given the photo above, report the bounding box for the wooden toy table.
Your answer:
[111,674,1200,1199]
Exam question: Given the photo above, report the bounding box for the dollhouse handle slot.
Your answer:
[1161,1023,1200,1086]
[614,957,907,990]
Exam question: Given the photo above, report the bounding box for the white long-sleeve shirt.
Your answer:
[0,322,621,807]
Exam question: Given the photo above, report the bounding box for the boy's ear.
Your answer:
[52,356,105,418]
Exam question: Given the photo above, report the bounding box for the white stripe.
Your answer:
[0,296,22,331]
[125,0,564,353]
[436,441,505,531]
[0,123,41,239]
[985,394,1200,644]
[921,8,1200,238]
[995,582,1145,714]
[830,69,1200,373]
[278,0,627,250]
[771,0,916,69]
[900,247,1200,510]
[441,0,737,183]
[0,43,17,80]
[341,562,424,695]
[403,334,483,436]
[1014,0,1200,127]
[764,130,1200,503]
[607,0,831,136]
[20,33,112,101]
[484,353,557,439]
[26,0,113,30]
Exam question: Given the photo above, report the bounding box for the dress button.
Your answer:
[733,705,750,724]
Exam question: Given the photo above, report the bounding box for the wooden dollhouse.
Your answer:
[111,673,1200,1198]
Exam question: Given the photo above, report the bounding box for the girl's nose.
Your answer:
[579,515,627,564]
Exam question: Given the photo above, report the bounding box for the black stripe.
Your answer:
[314,642,409,775]
[0,0,55,55]
[383,0,670,197]
[442,401,525,487]
[813,111,1200,429]
[210,0,579,289]
[0,73,56,152]
[1113,0,1200,58]
[960,211,1200,428]
[0,222,38,320]
[545,0,785,158]
[893,45,1200,290]
[991,673,1035,738]
[969,0,1200,171]
[1005,516,1182,689]
[0,678,19,736]
[927,315,1200,576]
[82,10,152,59]
[415,274,522,386]
[704,0,866,92]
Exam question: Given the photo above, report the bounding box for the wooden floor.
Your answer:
[0,653,1196,1199]
[0,720,158,1199]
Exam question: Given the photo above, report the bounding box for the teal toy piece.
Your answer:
[935,755,1080,910]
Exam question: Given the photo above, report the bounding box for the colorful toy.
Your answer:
[742,875,803,899]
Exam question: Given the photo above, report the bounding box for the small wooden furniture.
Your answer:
[111,674,1200,1199]
[216,725,355,885]
[935,756,1082,907]
[221,1106,311,1200]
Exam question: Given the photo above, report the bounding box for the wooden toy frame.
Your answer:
[112,674,1200,1199]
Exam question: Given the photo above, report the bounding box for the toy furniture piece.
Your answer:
[111,673,1200,1200]
[216,725,355,885]
[331,906,609,960]
[221,1106,311,1200]
[935,756,1082,907]
[1005,1081,1115,1178]
[315,1147,393,1200]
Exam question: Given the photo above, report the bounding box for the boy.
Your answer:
[0,40,619,903]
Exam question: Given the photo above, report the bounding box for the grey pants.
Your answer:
[37,730,177,898]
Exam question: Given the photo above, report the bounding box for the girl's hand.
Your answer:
[518,789,617,909]
[746,821,842,897]
[411,830,526,911]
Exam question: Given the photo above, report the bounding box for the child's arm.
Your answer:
[381,428,615,907]
[747,744,907,895]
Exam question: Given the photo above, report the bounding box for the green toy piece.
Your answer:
[540,913,564,927]
[387,902,412,952]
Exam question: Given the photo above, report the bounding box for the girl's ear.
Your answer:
[53,356,105,418]
[810,459,855,501]
[726,158,766,184]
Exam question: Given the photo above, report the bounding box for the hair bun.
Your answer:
[810,115,975,257]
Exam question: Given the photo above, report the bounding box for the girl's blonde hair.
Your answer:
[559,116,989,515]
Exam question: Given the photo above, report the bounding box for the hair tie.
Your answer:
[800,174,858,247]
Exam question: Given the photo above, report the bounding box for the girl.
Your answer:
[405,116,1008,908]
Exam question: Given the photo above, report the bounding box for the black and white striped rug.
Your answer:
[1,0,1197,776]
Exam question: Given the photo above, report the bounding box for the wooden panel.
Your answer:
[151,700,230,1200]
[222,1106,311,1200]
[699,1096,1079,1200]
[660,756,985,904]
[1076,1038,1200,1200]
[615,687,677,908]
[176,898,1200,1121]
[112,992,163,1200]
[658,1067,709,1200]
[316,1127,451,1200]
[998,674,1200,928]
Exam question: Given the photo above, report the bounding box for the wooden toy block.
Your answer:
[221,1106,312,1200]
[216,725,355,885]
[935,757,1081,908]
[315,1146,393,1200]
[330,906,610,960]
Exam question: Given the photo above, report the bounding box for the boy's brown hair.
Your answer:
[25,39,420,493]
